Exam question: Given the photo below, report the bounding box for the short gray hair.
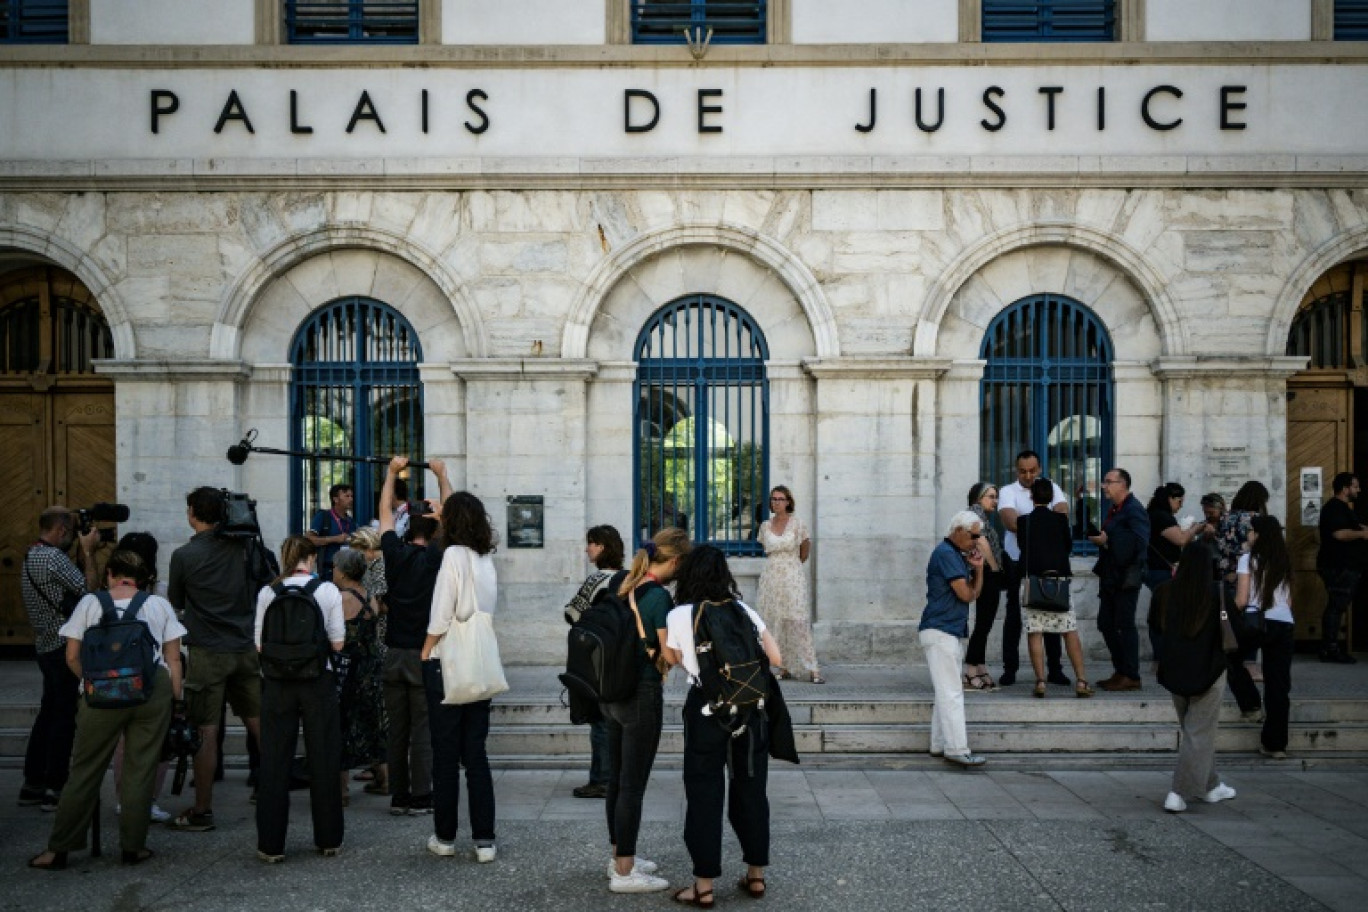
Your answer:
[946,510,982,537]
[334,547,367,582]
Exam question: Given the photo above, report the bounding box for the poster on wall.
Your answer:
[506,495,544,549]
[1299,467,1323,528]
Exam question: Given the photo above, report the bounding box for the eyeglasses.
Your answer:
[969,533,982,539]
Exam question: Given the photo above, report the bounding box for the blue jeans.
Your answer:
[422,660,496,843]
[588,719,612,786]
[602,677,663,858]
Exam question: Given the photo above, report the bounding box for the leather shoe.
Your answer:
[998,670,1016,687]
[1099,676,1141,691]
[1046,671,1072,687]
[1095,673,1121,688]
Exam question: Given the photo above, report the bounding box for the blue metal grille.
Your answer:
[1336,1,1368,39]
[0,0,68,43]
[632,1,767,44]
[982,0,1115,42]
[285,0,419,44]
[1287,292,1350,368]
[979,295,1114,552]
[289,297,424,533]
[634,295,769,556]
[0,295,112,374]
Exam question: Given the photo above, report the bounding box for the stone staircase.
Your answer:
[4,659,1367,767]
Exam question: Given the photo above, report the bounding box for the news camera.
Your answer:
[162,713,202,796]
[216,489,262,539]
[75,502,130,544]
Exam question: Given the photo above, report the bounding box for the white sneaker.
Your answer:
[474,844,497,863]
[609,869,670,894]
[150,804,172,823]
[426,835,457,857]
[1163,792,1187,813]
[1204,783,1237,804]
[606,856,660,879]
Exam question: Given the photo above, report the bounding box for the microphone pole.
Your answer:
[227,430,431,471]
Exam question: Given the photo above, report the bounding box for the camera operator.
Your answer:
[378,456,451,815]
[166,486,260,833]
[18,507,101,810]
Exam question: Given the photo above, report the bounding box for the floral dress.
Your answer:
[336,586,389,770]
[757,515,818,674]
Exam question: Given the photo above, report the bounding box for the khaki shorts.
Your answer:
[184,646,262,728]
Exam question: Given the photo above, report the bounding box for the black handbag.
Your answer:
[1019,516,1072,613]
[1223,581,1267,649]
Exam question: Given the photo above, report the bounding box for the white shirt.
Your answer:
[665,600,767,683]
[1237,553,1293,624]
[999,480,1068,561]
[254,574,347,649]
[60,591,187,669]
[427,545,498,635]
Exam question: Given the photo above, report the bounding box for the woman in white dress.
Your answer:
[757,485,822,684]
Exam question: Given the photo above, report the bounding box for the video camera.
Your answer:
[216,490,262,539]
[75,502,130,544]
[162,714,202,796]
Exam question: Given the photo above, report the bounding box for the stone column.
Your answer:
[450,357,598,664]
[802,357,950,662]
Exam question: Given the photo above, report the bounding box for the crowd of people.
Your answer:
[14,454,1367,886]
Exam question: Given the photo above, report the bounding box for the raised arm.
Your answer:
[379,456,407,535]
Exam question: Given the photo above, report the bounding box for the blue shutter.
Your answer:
[1336,0,1368,39]
[0,0,68,43]
[982,0,1116,42]
[285,1,419,44]
[980,295,1115,553]
[632,1,767,45]
[634,295,769,555]
[289,297,424,532]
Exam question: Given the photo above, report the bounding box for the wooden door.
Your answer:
[1286,378,1353,643]
[0,394,49,644]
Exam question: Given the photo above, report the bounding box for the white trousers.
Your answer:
[920,628,970,757]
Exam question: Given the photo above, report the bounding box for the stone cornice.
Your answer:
[93,358,250,381]
[1150,355,1310,380]
[449,358,598,382]
[2,41,1366,68]
[802,357,953,380]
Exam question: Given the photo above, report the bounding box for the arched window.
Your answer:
[289,296,423,532]
[0,289,113,375]
[634,295,768,556]
[1288,291,1353,369]
[980,294,1115,550]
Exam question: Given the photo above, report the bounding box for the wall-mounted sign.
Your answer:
[506,495,544,549]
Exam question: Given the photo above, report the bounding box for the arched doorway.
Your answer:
[0,265,116,647]
[288,296,424,531]
[1286,261,1368,648]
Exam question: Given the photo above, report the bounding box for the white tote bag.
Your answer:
[437,548,509,705]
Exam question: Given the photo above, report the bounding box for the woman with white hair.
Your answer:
[919,511,988,768]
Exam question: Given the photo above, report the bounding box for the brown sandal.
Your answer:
[738,876,767,898]
[1075,680,1095,698]
[673,886,715,908]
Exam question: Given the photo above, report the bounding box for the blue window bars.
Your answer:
[634,295,769,556]
[632,1,767,45]
[1336,1,1368,40]
[982,0,1115,42]
[289,297,424,532]
[0,0,68,43]
[980,295,1115,552]
[285,0,419,44]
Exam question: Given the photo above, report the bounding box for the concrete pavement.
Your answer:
[3,761,1366,911]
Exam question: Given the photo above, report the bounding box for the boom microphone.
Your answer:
[224,428,430,471]
[88,502,131,524]
[227,441,252,465]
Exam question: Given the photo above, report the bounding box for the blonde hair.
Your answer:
[274,535,317,585]
[348,527,381,551]
[618,527,691,596]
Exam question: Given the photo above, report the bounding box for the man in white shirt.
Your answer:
[997,450,1069,687]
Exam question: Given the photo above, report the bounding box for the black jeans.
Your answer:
[24,647,80,793]
[1097,583,1141,680]
[256,672,344,855]
[384,647,432,802]
[963,569,1003,667]
[1261,621,1295,752]
[681,687,770,879]
[602,676,664,858]
[422,660,496,843]
[588,719,612,786]
[1319,568,1361,653]
[1003,557,1063,675]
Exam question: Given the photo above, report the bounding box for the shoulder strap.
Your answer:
[121,590,150,621]
[627,584,658,656]
[24,551,67,615]
[94,589,116,620]
[301,577,323,597]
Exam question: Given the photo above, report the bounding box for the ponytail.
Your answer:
[273,535,317,586]
[617,527,691,596]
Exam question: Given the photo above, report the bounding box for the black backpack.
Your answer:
[81,591,159,709]
[692,599,768,737]
[560,575,660,706]
[259,578,329,681]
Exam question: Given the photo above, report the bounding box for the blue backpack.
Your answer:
[80,591,159,709]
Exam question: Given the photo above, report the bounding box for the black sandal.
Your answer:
[673,886,716,908]
[28,851,67,871]
[122,848,154,866]
[738,876,767,898]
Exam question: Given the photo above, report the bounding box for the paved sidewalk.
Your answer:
[3,762,1366,911]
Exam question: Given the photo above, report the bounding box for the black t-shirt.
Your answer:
[1148,509,1180,573]
[380,530,445,649]
[1318,497,1366,571]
